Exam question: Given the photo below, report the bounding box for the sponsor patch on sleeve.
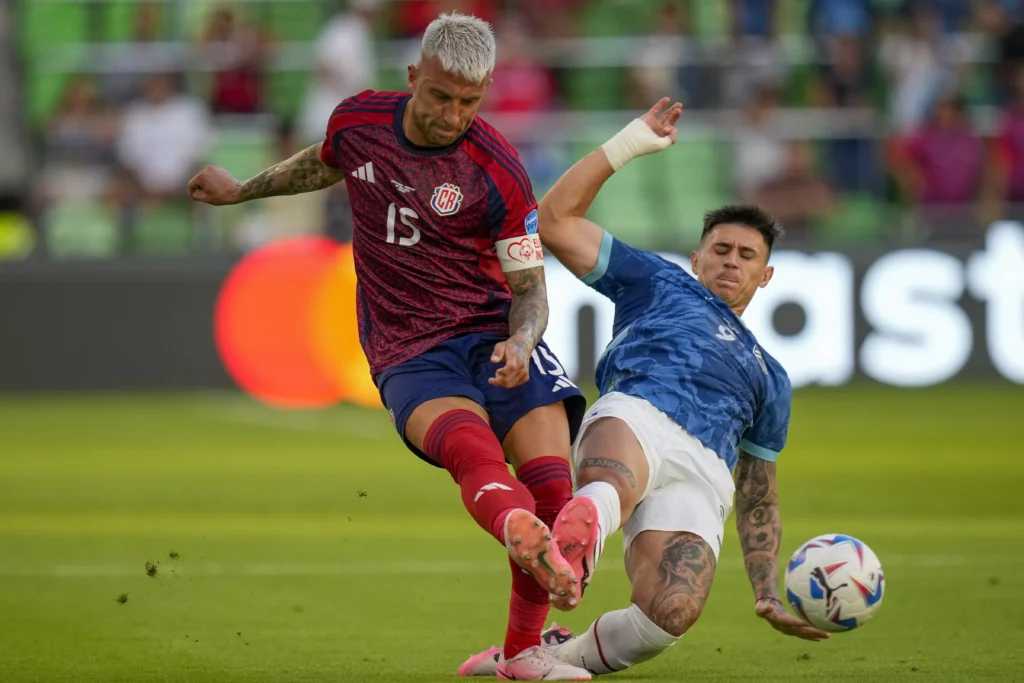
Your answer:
[496,235,544,272]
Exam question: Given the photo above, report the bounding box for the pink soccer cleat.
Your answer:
[504,509,579,606]
[497,645,591,681]
[550,498,601,611]
[458,646,501,677]
[457,624,578,678]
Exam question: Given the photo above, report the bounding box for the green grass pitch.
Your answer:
[1,385,1022,682]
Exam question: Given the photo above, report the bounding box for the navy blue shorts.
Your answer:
[376,332,586,466]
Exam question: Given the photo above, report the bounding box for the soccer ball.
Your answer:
[784,534,885,632]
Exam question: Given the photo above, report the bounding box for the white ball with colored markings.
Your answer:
[784,534,885,632]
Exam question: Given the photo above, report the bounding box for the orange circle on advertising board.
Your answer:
[310,243,381,408]
[214,237,381,409]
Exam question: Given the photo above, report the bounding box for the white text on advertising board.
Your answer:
[543,222,1024,387]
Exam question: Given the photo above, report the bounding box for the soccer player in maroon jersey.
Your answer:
[188,13,597,681]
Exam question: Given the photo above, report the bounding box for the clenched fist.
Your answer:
[188,166,243,206]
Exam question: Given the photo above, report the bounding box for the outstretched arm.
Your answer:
[734,451,829,641]
[538,98,682,277]
[188,142,345,206]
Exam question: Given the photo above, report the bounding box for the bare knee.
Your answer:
[575,460,635,510]
[576,417,649,521]
[628,532,717,638]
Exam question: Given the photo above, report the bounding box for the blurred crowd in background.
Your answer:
[4,0,1024,260]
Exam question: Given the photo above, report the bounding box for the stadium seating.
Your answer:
[134,203,195,255]
[207,124,275,184]
[16,0,994,259]
[45,201,120,258]
[817,193,886,245]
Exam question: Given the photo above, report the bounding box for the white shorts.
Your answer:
[571,392,736,559]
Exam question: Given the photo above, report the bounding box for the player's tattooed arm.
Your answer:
[490,266,548,388]
[236,143,345,201]
[736,451,831,641]
[190,143,344,205]
[506,265,548,352]
[734,451,781,601]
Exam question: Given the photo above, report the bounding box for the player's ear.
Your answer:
[759,265,774,288]
[407,64,418,91]
[690,249,700,274]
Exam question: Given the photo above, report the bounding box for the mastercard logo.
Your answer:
[214,236,382,409]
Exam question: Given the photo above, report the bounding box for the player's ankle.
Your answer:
[504,590,548,659]
[494,507,525,546]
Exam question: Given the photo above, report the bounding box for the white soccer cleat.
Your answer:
[497,645,591,681]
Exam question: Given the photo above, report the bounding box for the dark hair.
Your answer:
[701,204,783,254]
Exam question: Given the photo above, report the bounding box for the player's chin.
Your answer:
[430,127,461,143]
[708,280,744,301]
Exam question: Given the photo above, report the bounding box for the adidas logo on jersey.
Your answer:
[752,345,769,375]
[351,162,375,183]
[552,377,577,393]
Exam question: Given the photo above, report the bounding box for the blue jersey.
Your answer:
[581,232,792,471]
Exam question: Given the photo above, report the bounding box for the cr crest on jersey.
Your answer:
[430,183,464,216]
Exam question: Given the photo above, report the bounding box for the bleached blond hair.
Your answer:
[419,12,496,85]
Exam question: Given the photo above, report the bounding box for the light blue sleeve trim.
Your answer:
[739,439,779,462]
[580,231,614,286]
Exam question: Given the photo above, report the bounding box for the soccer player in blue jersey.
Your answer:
[459,100,831,677]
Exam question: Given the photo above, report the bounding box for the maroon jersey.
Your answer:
[320,90,544,376]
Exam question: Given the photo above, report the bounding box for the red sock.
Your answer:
[503,456,574,659]
[423,410,535,544]
[518,456,573,530]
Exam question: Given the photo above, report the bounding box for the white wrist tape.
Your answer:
[601,118,674,171]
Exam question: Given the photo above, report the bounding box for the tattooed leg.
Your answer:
[545,416,651,611]
[553,530,711,674]
[628,531,717,637]
[574,416,650,524]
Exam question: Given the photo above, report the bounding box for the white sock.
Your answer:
[574,481,621,565]
[555,604,679,674]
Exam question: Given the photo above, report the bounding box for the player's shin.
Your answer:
[518,456,574,539]
[504,565,549,659]
[502,456,574,658]
[555,605,678,675]
[424,410,536,544]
